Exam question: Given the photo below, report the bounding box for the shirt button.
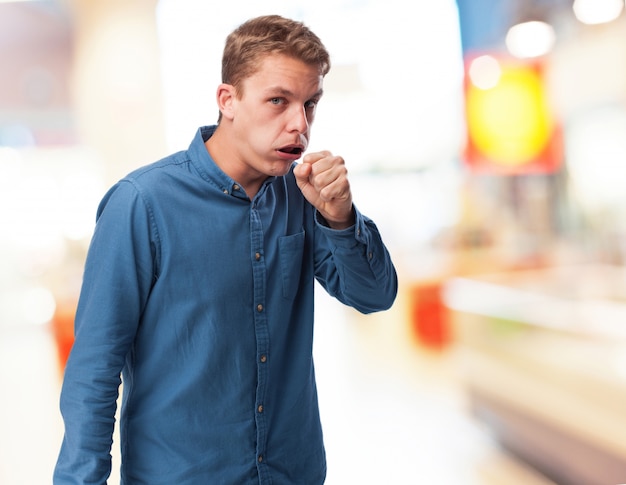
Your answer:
[233,184,240,191]
[258,404,264,413]
[257,304,263,312]
[368,252,373,260]
[255,252,261,261]
[260,355,267,363]
[258,455,263,463]
[222,189,228,194]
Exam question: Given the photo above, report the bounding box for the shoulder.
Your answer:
[125,150,189,184]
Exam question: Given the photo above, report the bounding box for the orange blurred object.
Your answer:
[409,282,451,350]
[51,301,76,372]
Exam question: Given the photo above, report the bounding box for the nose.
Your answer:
[288,105,309,134]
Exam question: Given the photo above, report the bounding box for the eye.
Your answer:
[305,99,319,110]
[270,97,284,105]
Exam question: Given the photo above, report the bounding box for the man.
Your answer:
[54,14,397,485]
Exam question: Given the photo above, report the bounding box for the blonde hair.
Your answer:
[221,15,331,94]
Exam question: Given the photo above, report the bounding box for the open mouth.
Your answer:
[278,145,304,156]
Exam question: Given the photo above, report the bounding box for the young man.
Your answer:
[54,15,397,485]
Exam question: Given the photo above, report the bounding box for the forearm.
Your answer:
[315,207,398,314]
[55,278,138,484]
[55,357,121,484]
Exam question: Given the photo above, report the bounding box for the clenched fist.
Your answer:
[293,151,355,229]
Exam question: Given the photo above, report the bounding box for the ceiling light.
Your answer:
[573,0,624,25]
[506,21,556,59]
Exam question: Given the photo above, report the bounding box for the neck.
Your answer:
[205,125,264,199]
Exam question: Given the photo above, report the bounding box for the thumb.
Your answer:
[293,162,312,181]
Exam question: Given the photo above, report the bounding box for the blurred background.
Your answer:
[1,0,626,483]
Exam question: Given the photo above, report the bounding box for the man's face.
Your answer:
[229,53,324,179]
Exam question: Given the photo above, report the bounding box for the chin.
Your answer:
[269,161,294,176]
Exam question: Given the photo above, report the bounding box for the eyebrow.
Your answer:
[265,87,324,99]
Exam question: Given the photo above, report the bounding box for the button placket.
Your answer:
[250,204,269,476]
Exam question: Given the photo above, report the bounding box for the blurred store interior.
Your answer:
[1,0,626,483]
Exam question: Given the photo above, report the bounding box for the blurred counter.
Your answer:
[443,264,626,485]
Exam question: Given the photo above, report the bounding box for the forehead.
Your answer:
[243,53,324,96]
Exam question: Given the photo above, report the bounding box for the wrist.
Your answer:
[318,206,355,230]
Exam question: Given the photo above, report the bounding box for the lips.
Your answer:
[276,144,305,161]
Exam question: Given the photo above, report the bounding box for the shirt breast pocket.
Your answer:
[278,231,305,300]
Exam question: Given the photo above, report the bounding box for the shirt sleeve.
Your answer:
[313,205,398,314]
[54,180,158,484]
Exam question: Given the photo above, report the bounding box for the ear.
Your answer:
[216,83,236,121]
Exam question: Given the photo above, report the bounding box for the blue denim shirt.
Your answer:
[54,126,397,485]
